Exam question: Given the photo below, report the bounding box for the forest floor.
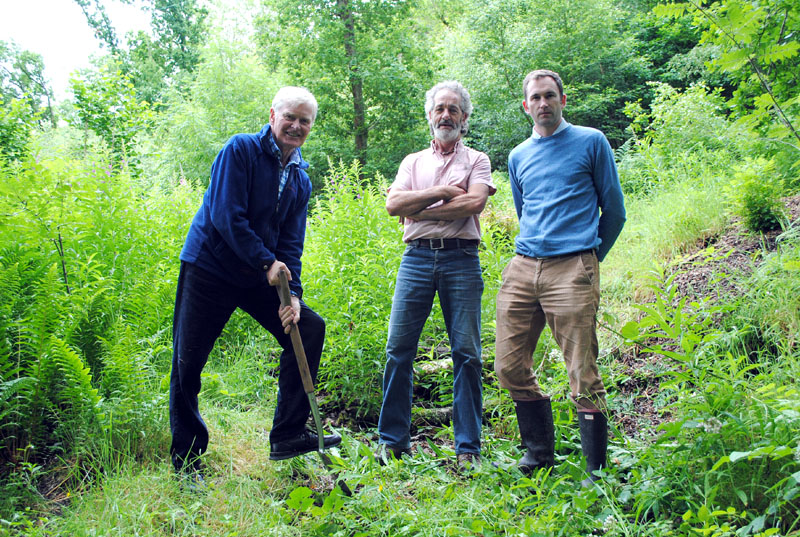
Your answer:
[615,194,800,438]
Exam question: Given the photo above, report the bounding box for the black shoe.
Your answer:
[178,467,206,492]
[457,452,481,471]
[270,429,342,460]
[172,454,206,492]
[375,444,411,465]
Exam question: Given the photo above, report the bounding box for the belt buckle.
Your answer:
[429,238,445,250]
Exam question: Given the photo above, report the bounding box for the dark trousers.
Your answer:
[169,262,325,468]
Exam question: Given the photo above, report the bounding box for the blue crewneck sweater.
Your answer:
[507,122,626,262]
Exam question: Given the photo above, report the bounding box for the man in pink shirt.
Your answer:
[377,80,496,470]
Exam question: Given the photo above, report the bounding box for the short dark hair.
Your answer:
[522,70,564,100]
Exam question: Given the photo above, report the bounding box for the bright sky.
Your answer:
[0,0,151,101]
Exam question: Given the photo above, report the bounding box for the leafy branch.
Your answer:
[656,0,800,151]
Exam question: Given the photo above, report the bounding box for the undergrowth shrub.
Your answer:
[617,270,800,535]
[0,153,198,516]
[718,228,800,380]
[301,161,404,420]
[724,157,787,233]
[606,180,731,299]
[617,84,750,198]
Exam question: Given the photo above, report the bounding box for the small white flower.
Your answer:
[703,417,722,434]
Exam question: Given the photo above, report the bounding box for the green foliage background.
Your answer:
[1,0,800,534]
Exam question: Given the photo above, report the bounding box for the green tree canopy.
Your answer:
[123,0,209,104]
[152,38,284,186]
[0,40,55,125]
[656,0,800,152]
[73,0,208,105]
[440,0,652,167]
[255,0,436,180]
[67,60,154,170]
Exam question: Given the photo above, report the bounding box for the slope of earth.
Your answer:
[615,194,800,438]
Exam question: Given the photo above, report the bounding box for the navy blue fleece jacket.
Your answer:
[179,124,311,296]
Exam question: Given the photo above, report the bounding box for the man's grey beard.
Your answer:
[432,122,462,144]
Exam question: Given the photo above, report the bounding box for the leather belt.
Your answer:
[409,238,480,250]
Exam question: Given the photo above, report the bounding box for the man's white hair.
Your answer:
[272,86,318,123]
[424,80,473,135]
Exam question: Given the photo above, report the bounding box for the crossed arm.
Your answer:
[386,183,491,221]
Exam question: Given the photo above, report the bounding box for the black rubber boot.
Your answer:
[514,398,555,475]
[578,411,608,487]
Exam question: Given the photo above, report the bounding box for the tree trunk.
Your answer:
[337,0,367,171]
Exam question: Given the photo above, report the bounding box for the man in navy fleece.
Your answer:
[169,86,340,482]
[494,70,626,486]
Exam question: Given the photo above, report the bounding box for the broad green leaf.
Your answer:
[286,486,314,512]
[715,48,751,72]
[711,455,731,471]
[753,93,775,111]
[620,321,640,340]
[762,41,800,64]
[729,451,750,463]
[653,3,689,18]
[735,489,748,506]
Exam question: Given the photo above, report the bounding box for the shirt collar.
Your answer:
[267,130,301,167]
[430,138,463,156]
[531,119,569,139]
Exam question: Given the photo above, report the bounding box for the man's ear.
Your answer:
[269,107,276,123]
[522,99,529,113]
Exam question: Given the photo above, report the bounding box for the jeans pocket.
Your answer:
[460,246,480,258]
[578,251,598,285]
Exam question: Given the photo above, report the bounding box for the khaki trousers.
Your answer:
[495,251,606,411]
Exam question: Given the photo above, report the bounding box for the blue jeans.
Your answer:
[378,245,484,455]
[169,262,325,468]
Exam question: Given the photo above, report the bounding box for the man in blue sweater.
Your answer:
[495,70,626,486]
[169,86,340,484]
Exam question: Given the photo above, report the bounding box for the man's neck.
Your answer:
[277,145,294,166]
[533,118,563,138]
[434,138,459,155]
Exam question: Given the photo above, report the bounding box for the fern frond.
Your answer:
[98,322,150,400]
[43,336,106,453]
